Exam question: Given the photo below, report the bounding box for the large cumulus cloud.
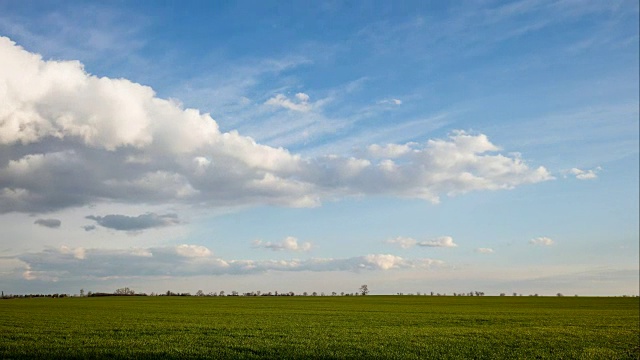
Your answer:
[0,37,552,214]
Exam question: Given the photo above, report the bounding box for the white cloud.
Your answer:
[175,244,212,258]
[529,237,554,246]
[385,236,417,249]
[569,167,601,180]
[265,93,313,112]
[12,245,442,280]
[253,236,312,252]
[0,37,553,214]
[475,247,494,254]
[367,143,414,158]
[378,98,402,105]
[59,245,86,260]
[417,236,458,248]
[387,236,458,248]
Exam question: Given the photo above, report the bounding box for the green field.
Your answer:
[1,296,638,359]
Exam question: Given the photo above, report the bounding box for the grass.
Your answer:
[1,296,638,359]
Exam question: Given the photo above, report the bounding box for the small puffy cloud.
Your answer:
[387,236,458,248]
[475,247,494,254]
[417,236,458,248]
[379,98,402,105]
[85,212,180,231]
[265,93,312,112]
[529,237,554,246]
[253,236,312,252]
[59,245,86,260]
[13,246,442,280]
[175,244,212,258]
[34,218,61,228]
[385,236,417,249]
[569,167,601,180]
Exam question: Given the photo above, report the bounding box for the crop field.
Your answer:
[0,296,638,359]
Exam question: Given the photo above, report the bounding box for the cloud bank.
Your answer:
[0,37,552,214]
[15,245,442,281]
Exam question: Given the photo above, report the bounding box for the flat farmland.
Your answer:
[1,296,638,359]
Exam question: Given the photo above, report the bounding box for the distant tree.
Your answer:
[80,289,85,297]
[312,292,317,296]
[557,293,564,297]
[359,284,369,296]
[513,292,518,296]
[303,292,308,296]
[500,293,506,296]
[114,287,135,295]
[196,290,204,296]
[332,292,337,296]
[340,292,344,296]
[219,290,225,296]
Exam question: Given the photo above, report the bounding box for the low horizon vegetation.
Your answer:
[1,295,638,359]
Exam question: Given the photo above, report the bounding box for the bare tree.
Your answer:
[114,287,135,295]
[359,284,369,296]
[196,290,205,296]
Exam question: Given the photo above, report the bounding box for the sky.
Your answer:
[0,0,638,296]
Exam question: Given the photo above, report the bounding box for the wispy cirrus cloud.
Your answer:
[475,247,494,254]
[265,93,314,112]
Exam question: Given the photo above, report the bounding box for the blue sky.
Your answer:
[0,0,637,296]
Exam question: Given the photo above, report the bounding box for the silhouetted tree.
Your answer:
[359,284,369,296]
[114,287,135,295]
